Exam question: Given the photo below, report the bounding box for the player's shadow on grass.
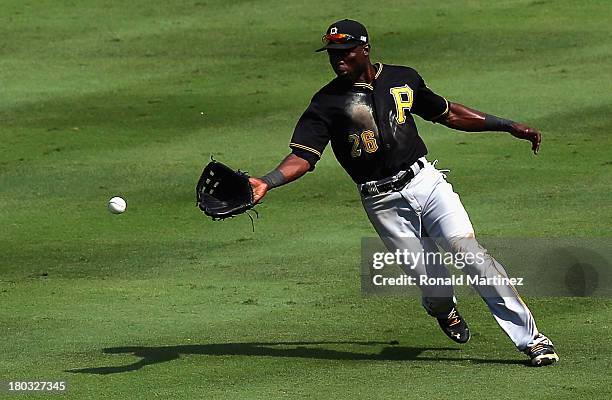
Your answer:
[67,340,525,374]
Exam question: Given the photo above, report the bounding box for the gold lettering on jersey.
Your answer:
[361,130,378,153]
[348,131,379,158]
[390,85,414,124]
[348,134,361,157]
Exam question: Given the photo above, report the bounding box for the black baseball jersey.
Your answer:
[289,63,449,184]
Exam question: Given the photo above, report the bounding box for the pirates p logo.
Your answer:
[390,85,414,124]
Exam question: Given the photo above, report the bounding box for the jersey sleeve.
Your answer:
[411,73,449,122]
[289,99,331,170]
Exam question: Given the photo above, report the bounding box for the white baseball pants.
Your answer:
[360,158,539,350]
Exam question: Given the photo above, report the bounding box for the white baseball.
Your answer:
[108,196,127,214]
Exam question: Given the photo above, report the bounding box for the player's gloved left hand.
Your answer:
[195,160,257,220]
[509,123,542,155]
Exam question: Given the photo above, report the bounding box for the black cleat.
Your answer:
[525,334,559,367]
[437,307,470,344]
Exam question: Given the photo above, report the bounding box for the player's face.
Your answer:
[327,45,368,81]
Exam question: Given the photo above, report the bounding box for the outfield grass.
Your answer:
[1,1,611,398]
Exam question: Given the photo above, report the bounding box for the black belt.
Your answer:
[359,159,425,197]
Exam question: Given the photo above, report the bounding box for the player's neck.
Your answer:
[354,62,377,85]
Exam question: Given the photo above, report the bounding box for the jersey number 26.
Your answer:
[348,130,379,158]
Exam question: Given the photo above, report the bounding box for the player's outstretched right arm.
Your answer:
[439,102,542,155]
[249,154,311,203]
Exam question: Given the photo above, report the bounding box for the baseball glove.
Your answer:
[195,159,256,220]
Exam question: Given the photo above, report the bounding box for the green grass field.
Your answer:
[1,1,611,398]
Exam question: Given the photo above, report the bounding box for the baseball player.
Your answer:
[249,19,558,366]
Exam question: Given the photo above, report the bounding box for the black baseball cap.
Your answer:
[315,19,369,52]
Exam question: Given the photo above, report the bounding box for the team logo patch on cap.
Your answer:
[330,27,338,34]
